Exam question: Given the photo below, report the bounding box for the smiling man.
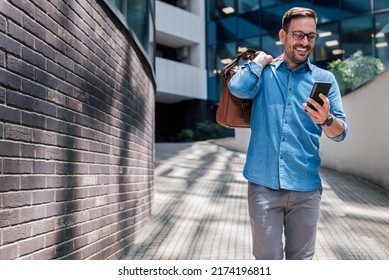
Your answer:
[228,7,348,260]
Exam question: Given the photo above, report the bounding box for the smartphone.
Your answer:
[307,81,332,111]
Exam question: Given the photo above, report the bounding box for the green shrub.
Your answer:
[328,50,384,95]
[193,122,222,141]
[177,129,194,142]
[176,122,222,142]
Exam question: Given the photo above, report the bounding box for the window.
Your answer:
[314,22,343,62]
[208,22,217,45]
[261,33,283,56]
[283,0,312,11]
[208,76,219,102]
[209,0,237,19]
[208,46,218,77]
[209,42,237,102]
[156,44,179,61]
[238,0,260,13]
[313,0,341,24]
[238,36,260,52]
[208,42,238,78]
[261,5,283,34]
[217,17,238,42]
[216,42,237,71]
[110,0,124,10]
[341,0,371,18]
[261,0,282,8]
[126,0,148,47]
[207,43,219,102]
[375,0,389,11]
[237,11,261,38]
[159,0,189,10]
[341,16,373,56]
[105,0,154,60]
[375,12,389,66]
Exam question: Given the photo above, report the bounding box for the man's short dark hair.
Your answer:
[282,7,318,30]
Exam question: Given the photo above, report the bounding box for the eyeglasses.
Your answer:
[285,30,319,42]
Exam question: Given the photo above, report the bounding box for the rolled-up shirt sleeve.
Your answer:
[228,61,264,100]
[328,119,348,142]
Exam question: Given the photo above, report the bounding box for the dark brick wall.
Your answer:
[0,0,155,259]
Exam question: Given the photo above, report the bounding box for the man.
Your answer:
[228,7,348,260]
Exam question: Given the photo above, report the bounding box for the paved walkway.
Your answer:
[125,141,389,260]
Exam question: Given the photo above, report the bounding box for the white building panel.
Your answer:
[156,57,207,103]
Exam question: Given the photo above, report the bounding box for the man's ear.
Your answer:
[279,29,286,44]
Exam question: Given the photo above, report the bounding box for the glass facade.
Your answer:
[105,0,155,64]
[375,11,389,66]
[207,0,389,102]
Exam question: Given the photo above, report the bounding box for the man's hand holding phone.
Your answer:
[303,81,331,125]
[303,81,345,138]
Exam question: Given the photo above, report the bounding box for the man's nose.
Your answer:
[300,35,309,45]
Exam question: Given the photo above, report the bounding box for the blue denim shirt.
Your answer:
[228,59,348,191]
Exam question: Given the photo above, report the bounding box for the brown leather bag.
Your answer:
[216,49,257,128]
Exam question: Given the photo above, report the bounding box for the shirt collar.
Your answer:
[274,56,313,72]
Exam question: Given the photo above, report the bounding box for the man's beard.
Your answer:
[290,44,312,64]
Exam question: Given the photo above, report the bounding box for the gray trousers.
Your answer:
[248,182,322,260]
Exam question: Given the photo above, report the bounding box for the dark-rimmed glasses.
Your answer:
[284,30,319,42]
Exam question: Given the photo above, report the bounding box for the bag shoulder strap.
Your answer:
[220,49,258,78]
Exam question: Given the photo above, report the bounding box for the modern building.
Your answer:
[155,0,210,141]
